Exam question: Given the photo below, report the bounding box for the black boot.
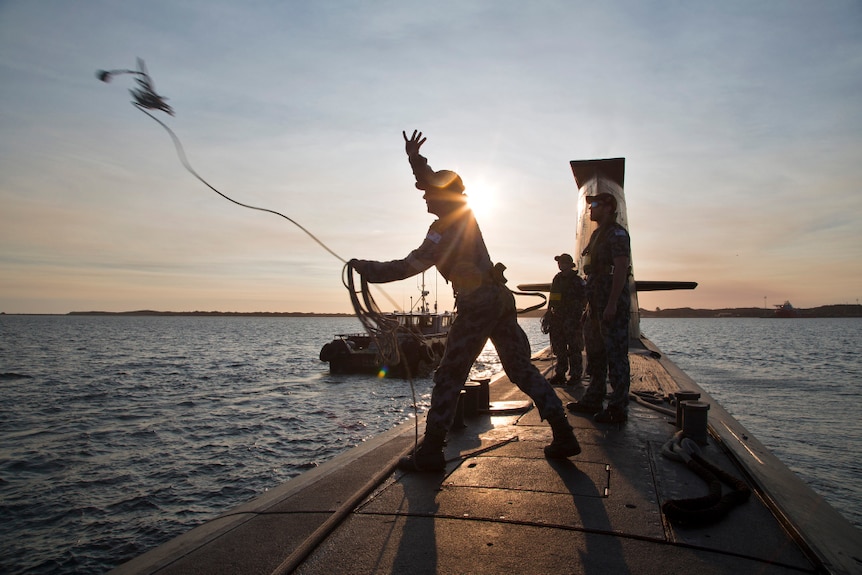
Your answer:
[544,416,581,459]
[398,430,446,472]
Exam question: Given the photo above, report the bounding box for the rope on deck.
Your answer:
[660,433,752,526]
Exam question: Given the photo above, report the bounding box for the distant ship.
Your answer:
[774,300,801,318]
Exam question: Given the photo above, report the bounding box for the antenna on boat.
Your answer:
[414,271,431,314]
[435,269,439,313]
[421,274,430,314]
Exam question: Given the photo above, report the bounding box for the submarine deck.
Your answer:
[111,337,862,575]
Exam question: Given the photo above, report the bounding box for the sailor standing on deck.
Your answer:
[350,130,581,471]
[567,192,632,423]
[545,253,586,387]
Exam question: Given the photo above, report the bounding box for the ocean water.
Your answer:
[640,317,862,530]
[1,315,860,573]
[0,315,521,574]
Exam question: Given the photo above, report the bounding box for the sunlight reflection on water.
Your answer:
[0,315,548,573]
[2,315,859,574]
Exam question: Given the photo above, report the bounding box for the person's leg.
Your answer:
[489,289,580,459]
[597,312,630,422]
[424,316,493,435]
[491,296,564,420]
[570,310,606,412]
[398,294,495,471]
[564,317,583,383]
[549,325,568,384]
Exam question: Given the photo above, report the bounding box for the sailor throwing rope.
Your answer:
[350,130,582,472]
[97,63,575,472]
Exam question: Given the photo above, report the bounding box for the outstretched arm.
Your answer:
[403,129,435,185]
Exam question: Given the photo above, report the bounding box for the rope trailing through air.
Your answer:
[97,59,345,264]
[96,59,407,328]
[98,57,424,442]
[97,58,548,462]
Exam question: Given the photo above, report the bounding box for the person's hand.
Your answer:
[403,129,426,158]
[348,259,368,275]
[540,311,553,334]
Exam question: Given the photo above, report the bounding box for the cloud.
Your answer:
[1,1,861,312]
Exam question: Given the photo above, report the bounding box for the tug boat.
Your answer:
[319,282,453,378]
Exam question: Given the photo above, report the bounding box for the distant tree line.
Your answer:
[639,305,862,318]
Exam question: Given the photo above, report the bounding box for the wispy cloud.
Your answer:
[1,0,861,313]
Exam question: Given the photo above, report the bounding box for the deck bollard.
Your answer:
[452,390,467,429]
[463,382,481,417]
[473,378,491,413]
[674,391,701,428]
[682,401,710,445]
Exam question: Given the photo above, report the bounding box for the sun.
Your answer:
[465,176,497,219]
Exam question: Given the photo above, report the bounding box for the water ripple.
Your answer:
[4,314,858,574]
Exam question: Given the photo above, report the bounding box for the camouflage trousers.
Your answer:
[582,302,630,411]
[425,283,565,436]
[549,315,584,379]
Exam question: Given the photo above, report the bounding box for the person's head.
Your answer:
[587,192,617,223]
[555,253,575,271]
[417,170,467,216]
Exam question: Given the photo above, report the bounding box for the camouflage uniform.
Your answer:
[548,269,586,382]
[353,143,578,470]
[356,164,567,436]
[580,222,631,412]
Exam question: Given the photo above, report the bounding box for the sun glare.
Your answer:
[465,177,497,219]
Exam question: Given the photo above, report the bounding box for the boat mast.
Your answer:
[414,272,431,314]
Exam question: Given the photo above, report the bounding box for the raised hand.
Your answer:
[403,129,426,158]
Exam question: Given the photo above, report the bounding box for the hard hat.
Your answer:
[415,170,465,194]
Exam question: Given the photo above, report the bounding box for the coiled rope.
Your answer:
[343,263,427,371]
[661,432,751,526]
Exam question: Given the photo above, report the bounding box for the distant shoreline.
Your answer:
[2,304,861,318]
[638,304,862,319]
[68,310,356,317]
[1,311,354,317]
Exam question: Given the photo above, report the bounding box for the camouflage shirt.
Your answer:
[583,222,631,307]
[549,270,586,316]
[357,208,494,297]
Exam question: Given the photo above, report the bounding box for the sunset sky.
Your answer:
[2,1,861,315]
